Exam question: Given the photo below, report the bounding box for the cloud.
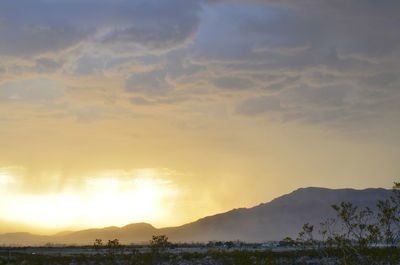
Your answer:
[0,1,90,57]
[75,105,108,123]
[0,0,399,129]
[360,72,400,91]
[235,95,281,116]
[186,0,400,126]
[130,96,190,106]
[101,1,203,51]
[291,83,350,107]
[193,1,400,66]
[130,96,154,106]
[74,54,106,76]
[235,82,360,124]
[262,75,300,91]
[35,58,64,74]
[164,50,206,79]
[125,70,173,96]
[0,79,65,104]
[212,76,254,90]
[0,0,209,57]
[283,108,353,125]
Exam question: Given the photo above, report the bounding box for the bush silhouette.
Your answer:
[289,181,400,264]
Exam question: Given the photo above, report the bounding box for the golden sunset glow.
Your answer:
[0,168,180,230]
[0,0,399,235]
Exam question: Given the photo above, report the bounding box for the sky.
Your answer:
[0,0,399,234]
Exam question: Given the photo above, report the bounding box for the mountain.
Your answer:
[161,187,391,242]
[0,187,392,245]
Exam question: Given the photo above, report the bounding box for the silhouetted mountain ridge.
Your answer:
[0,187,392,245]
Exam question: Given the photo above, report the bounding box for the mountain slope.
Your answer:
[0,187,392,245]
[162,187,391,242]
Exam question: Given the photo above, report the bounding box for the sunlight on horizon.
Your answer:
[0,168,180,230]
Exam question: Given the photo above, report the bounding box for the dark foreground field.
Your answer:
[0,245,399,265]
[0,245,313,265]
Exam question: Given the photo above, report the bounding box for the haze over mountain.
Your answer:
[0,187,391,246]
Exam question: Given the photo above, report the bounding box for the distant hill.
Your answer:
[0,187,391,245]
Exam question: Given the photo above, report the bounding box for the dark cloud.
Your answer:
[189,0,400,125]
[193,1,400,66]
[266,0,400,55]
[0,1,90,57]
[0,0,209,57]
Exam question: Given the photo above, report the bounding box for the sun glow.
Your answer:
[0,169,180,230]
